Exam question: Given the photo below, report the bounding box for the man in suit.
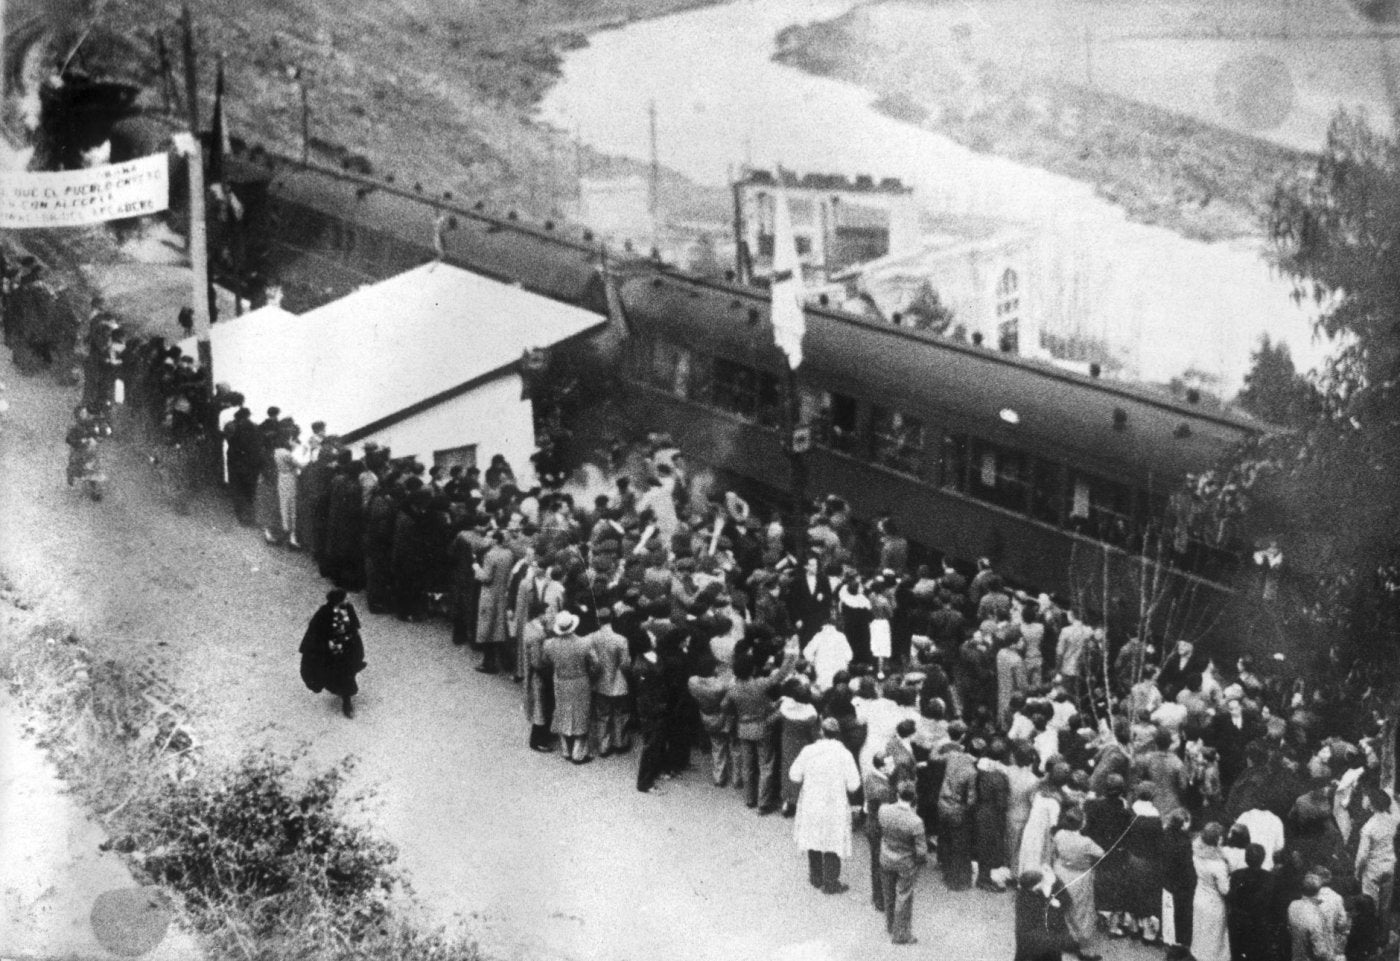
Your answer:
[937,721,979,891]
[1288,874,1342,961]
[588,606,633,757]
[1157,638,1209,702]
[863,753,897,911]
[879,781,928,945]
[787,555,832,644]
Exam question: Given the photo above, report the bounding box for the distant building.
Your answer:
[834,217,1040,358]
[733,167,919,282]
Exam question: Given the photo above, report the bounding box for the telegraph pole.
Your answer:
[648,99,659,247]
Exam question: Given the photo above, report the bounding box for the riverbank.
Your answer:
[773,5,1313,243]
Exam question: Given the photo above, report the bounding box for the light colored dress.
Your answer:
[1052,829,1106,951]
[1018,791,1062,876]
[1191,843,1232,961]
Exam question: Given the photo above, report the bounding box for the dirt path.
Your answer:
[0,281,1162,961]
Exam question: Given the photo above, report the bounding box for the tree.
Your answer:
[902,281,956,334]
[1215,111,1400,778]
[1234,334,1319,428]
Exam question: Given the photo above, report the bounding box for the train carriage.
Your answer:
[214,148,1268,639]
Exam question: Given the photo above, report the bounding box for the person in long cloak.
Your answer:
[474,530,515,672]
[323,458,366,590]
[299,589,367,718]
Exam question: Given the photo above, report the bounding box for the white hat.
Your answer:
[553,611,579,635]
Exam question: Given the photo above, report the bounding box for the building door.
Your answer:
[434,444,477,473]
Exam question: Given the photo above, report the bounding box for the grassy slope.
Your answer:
[774,9,1310,243]
[40,0,726,223]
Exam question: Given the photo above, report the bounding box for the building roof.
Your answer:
[193,262,604,439]
[737,168,912,195]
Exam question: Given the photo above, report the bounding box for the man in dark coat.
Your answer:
[390,490,431,621]
[299,590,367,718]
[936,722,978,891]
[1015,870,1076,961]
[223,407,264,526]
[323,455,367,590]
[1085,773,1134,934]
[363,485,399,614]
[1157,639,1210,702]
[786,555,832,643]
[1227,843,1278,961]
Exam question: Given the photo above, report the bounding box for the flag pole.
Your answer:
[770,167,808,561]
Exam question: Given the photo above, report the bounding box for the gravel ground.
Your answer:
[0,250,1166,961]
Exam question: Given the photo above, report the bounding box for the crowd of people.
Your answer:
[17,269,1398,959]
[204,412,1398,960]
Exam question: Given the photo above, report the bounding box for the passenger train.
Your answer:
[212,145,1267,638]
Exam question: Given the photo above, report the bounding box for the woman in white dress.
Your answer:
[1191,822,1232,961]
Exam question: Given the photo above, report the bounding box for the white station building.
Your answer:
[187,261,605,477]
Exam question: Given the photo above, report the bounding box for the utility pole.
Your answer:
[300,72,310,163]
[574,129,584,213]
[1084,25,1094,88]
[648,99,659,248]
[174,133,213,389]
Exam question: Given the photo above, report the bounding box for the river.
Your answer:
[540,0,1335,392]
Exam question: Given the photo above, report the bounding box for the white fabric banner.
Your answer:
[0,154,170,228]
[770,187,806,370]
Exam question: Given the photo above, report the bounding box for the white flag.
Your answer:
[770,188,805,370]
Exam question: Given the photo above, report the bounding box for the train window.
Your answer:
[1068,470,1134,546]
[1028,457,1062,525]
[869,407,925,477]
[712,358,781,426]
[966,438,1032,513]
[802,388,858,453]
[940,433,969,489]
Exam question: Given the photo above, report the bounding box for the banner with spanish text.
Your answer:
[0,154,170,229]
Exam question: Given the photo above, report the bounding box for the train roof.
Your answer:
[225,148,1270,484]
[621,268,1269,486]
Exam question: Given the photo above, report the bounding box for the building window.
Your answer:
[801,387,859,453]
[869,407,925,476]
[996,267,1020,354]
[433,444,477,473]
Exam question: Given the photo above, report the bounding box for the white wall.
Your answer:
[362,372,538,487]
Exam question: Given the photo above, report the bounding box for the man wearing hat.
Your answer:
[540,611,597,763]
[789,716,862,895]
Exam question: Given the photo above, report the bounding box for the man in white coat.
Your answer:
[790,717,862,894]
[803,622,853,692]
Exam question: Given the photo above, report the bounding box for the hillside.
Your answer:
[11,0,728,224]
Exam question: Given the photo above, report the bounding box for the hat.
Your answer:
[820,717,841,735]
[553,611,579,635]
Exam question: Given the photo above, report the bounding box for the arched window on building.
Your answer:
[996,267,1020,354]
